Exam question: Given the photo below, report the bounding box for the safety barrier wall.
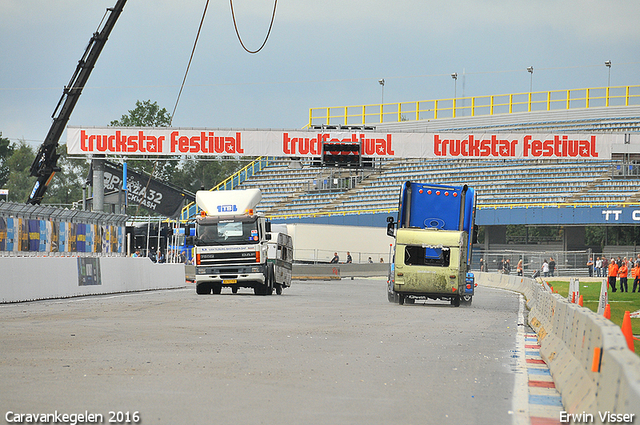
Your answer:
[0,201,127,256]
[0,257,186,303]
[477,272,640,419]
[291,263,389,280]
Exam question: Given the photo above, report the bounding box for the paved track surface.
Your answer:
[0,279,525,425]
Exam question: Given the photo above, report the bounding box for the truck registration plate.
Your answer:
[223,279,238,284]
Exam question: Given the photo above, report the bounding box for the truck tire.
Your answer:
[196,283,211,295]
[461,295,472,305]
[266,264,275,295]
[276,283,283,295]
[212,284,222,294]
[451,295,461,307]
[398,294,405,305]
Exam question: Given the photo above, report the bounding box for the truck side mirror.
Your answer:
[265,221,272,233]
[473,224,479,244]
[386,216,396,237]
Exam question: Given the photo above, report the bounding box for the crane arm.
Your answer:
[27,0,127,204]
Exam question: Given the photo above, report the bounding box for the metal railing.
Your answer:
[0,201,127,256]
[308,84,640,127]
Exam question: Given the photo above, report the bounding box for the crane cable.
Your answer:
[170,0,210,125]
[230,0,278,54]
[170,0,277,124]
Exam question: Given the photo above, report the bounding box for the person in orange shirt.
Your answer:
[619,260,629,293]
[608,258,619,293]
[633,262,640,293]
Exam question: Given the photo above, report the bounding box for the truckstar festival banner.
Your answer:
[66,126,627,160]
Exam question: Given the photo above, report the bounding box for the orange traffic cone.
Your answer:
[621,311,636,352]
[604,304,611,320]
[578,295,583,307]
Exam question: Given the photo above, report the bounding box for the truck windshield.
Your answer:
[197,219,259,245]
[404,245,450,267]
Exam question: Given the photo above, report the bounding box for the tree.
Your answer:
[45,150,91,206]
[0,133,15,187]
[5,142,35,202]
[110,100,176,180]
[110,100,171,127]
[171,157,244,194]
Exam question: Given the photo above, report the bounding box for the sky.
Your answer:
[1,0,639,148]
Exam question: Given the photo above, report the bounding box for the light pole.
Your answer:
[451,73,458,117]
[605,60,612,87]
[527,66,534,92]
[378,79,385,104]
[451,73,458,98]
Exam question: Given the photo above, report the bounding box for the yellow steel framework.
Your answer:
[307,84,640,128]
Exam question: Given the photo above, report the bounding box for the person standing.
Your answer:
[548,257,556,277]
[346,252,353,263]
[595,257,603,277]
[542,259,550,277]
[608,258,619,292]
[516,259,523,276]
[632,262,640,293]
[587,257,594,277]
[330,252,339,264]
[619,260,629,292]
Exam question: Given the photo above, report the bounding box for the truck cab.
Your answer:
[387,181,476,306]
[191,189,280,295]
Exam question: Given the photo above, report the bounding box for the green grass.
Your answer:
[545,279,640,354]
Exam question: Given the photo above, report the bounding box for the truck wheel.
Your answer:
[461,295,472,305]
[266,264,280,295]
[212,284,222,295]
[232,286,238,294]
[451,295,461,307]
[276,283,283,295]
[196,284,211,295]
[398,294,405,305]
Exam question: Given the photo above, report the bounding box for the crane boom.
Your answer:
[27,0,127,205]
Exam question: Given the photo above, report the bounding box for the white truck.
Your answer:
[190,189,291,295]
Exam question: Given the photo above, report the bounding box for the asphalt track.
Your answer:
[0,279,527,425]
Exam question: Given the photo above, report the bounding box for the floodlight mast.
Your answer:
[27,0,128,205]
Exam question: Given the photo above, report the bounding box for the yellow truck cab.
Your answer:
[387,181,476,306]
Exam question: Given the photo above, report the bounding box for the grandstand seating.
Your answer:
[238,155,638,218]
[178,101,640,220]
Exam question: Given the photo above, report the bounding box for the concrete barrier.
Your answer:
[477,272,640,419]
[291,263,388,280]
[0,257,186,303]
[292,264,341,280]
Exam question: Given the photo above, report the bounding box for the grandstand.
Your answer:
[180,84,640,221]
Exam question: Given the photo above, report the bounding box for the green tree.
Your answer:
[110,100,171,127]
[172,157,244,194]
[5,142,35,202]
[0,133,15,187]
[45,150,91,206]
[110,100,176,180]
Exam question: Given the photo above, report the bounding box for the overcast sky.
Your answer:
[1,0,639,147]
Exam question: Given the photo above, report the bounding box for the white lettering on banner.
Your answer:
[67,127,615,159]
[633,210,640,221]
[602,210,623,221]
